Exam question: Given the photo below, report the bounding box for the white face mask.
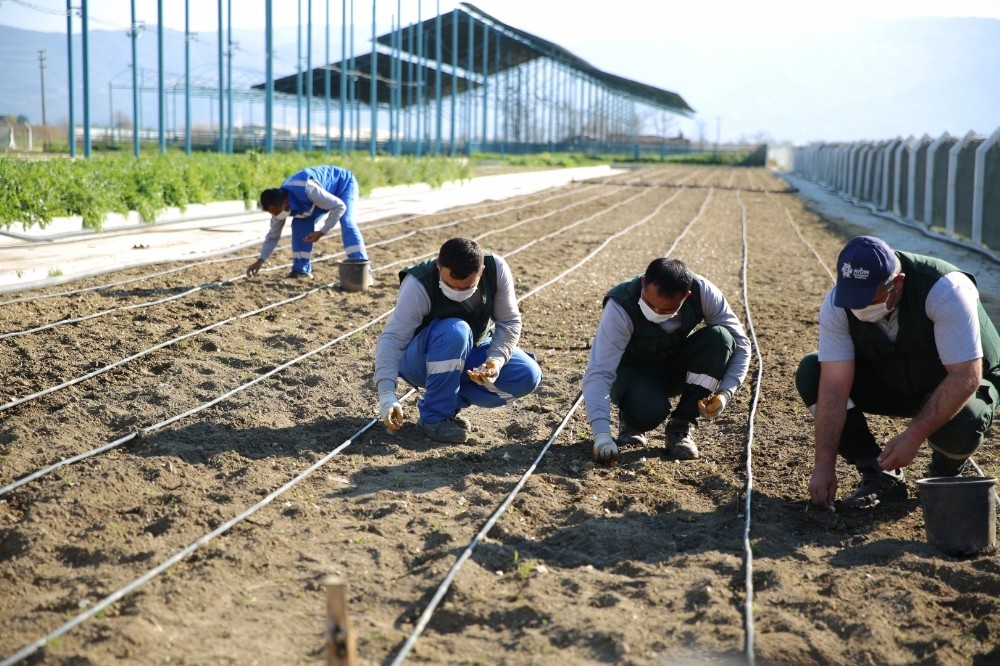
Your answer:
[851,301,894,322]
[274,210,289,221]
[440,280,478,302]
[638,296,678,324]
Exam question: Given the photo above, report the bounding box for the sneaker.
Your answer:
[664,420,699,460]
[617,422,647,447]
[416,417,469,443]
[287,270,313,279]
[926,451,969,478]
[838,470,907,509]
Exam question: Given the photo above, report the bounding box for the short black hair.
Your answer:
[260,188,287,209]
[643,258,693,297]
[438,238,484,279]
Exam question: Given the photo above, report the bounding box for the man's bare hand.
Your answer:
[303,230,326,244]
[246,259,264,277]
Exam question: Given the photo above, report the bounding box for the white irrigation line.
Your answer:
[391,186,710,662]
[0,187,611,340]
[0,311,393,497]
[0,283,341,414]
[0,387,417,666]
[736,191,763,665]
[0,248,268,307]
[389,393,585,666]
[0,186,627,412]
[1,183,655,493]
[0,178,680,663]
[517,188,688,302]
[762,190,836,283]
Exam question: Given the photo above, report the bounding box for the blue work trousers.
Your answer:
[398,318,542,424]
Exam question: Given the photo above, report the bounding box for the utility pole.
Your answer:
[713,115,721,161]
[37,49,48,129]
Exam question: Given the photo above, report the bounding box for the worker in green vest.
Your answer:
[796,236,1000,510]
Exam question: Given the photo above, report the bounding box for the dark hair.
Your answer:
[438,238,484,279]
[643,258,693,297]
[259,188,287,209]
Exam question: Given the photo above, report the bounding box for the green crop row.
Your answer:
[0,151,473,231]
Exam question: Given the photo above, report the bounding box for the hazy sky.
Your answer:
[2,0,999,144]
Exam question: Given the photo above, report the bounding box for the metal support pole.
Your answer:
[184,0,192,154]
[369,0,377,157]
[339,0,346,153]
[217,0,224,152]
[66,0,75,156]
[81,0,91,157]
[265,0,274,152]
[158,0,166,153]
[306,0,313,151]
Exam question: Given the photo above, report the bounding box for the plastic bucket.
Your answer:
[338,259,372,292]
[916,476,997,556]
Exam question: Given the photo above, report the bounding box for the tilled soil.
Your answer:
[2,165,999,665]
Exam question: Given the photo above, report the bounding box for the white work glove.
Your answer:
[697,390,730,420]
[379,392,405,431]
[592,432,619,465]
[467,358,503,386]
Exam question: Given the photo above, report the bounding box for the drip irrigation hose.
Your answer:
[0,388,417,666]
[390,184,711,661]
[2,183,665,496]
[1,172,696,663]
[737,191,764,665]
[389,394,586,666]
[0,311,392,498]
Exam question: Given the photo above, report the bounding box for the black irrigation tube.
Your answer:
[1,172,693,664]
[0,183,663,495]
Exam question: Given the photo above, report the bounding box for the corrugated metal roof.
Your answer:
[256,3,693,117]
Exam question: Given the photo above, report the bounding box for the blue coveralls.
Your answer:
[282,166,367,275]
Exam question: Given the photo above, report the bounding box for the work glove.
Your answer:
[697,390,730,420]
[467,358,503,386]
[592,432,619,465]
[379,392,405,431]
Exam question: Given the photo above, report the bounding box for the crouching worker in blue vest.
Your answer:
[582,257,750,465]
[246,165,368,279]
[374,237,543,443]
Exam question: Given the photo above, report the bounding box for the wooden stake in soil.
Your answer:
[325,575,357,666]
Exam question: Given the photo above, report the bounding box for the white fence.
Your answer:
[793,128,1000,251]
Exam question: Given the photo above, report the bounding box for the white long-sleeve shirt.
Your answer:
[374,255,522,396]
[258,180,348,261]
[582,275,751,436]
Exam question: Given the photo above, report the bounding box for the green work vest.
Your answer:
[399,253,498,345]
[846,251,1000,394]
[604,275,704,364]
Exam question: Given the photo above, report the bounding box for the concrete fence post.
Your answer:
[973,126,1000,249]
[893,137,911,215]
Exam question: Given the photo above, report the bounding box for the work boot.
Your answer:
[838,469,907,509]
[617,422,647,447]
[664,419,699,460]
[287,270,313,279]
[452,410,471,431]
[926,451,969,478]
[417,417,469,443]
